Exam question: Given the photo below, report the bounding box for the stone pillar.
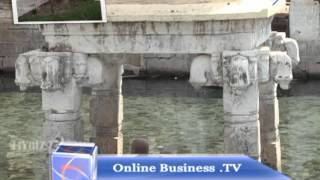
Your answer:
[15,52,85,143]
[259,33,299,170]
[259,81,281,170]
[15,51,120,179]
[41,53,88,144]
[41,78,83,179]
[90,62,123,154]
[15,52,90,180]
[259,51,294,171]
[189,54,222,88]
[222,50,261,159]
[41,78,83,143]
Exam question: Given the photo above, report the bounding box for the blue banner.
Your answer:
[97,155,291,180]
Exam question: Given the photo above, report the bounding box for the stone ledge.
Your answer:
[106,0,286,22]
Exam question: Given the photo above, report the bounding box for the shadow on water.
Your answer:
[0,75,319,179]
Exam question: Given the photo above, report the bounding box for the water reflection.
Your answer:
[122,96,224,154]
[0,79,319,179]
[279,96,320,179]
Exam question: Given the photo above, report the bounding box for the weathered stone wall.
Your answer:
[290,0,320,78]
[142,54,193,75]
[0,0,45,71]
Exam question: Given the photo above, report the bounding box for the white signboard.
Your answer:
[12,0,107,24]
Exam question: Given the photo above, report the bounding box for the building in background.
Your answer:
[290,0,320,78]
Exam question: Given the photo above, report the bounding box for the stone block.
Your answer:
[42,117,83,141]
[290,0,320,41]
[86,56,105,86]
[223,83,259,115]
[42,79,81,112]
[223,50,259,115]
[224,121,260,158]
[41,19,272,54]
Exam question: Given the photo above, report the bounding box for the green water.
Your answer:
[0,80,319,180]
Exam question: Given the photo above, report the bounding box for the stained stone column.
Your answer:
[40,53,88,144]
[259,32,299,170]
[259,81,281,170]
[15,52,86,144]
[15,50,125,175]
[41,78,83,143]
[259,51,294,171]
[15,52,89,180]
[222,50,261,159]
[15,52,113,179]
[41,79,83,180]
[41,79,83,179]
[90,62,123,154]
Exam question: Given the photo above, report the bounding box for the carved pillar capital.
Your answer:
[15,51,105,91]
[270,51,293,90]
[267,32,300,66]
[189,54,222,88]
[15,51,72,91]
[259,48,295,101]
[222,50,258,95]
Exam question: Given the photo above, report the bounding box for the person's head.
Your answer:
[131,138,149,154]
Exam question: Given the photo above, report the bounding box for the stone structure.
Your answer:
[260,32,299,170]
[14,0,298,175]
[189,34,299,167]
[290,0,320,78]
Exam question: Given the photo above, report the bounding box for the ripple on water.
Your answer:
[279,96,320,179]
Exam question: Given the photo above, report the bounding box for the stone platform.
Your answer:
[106,0,284,21]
